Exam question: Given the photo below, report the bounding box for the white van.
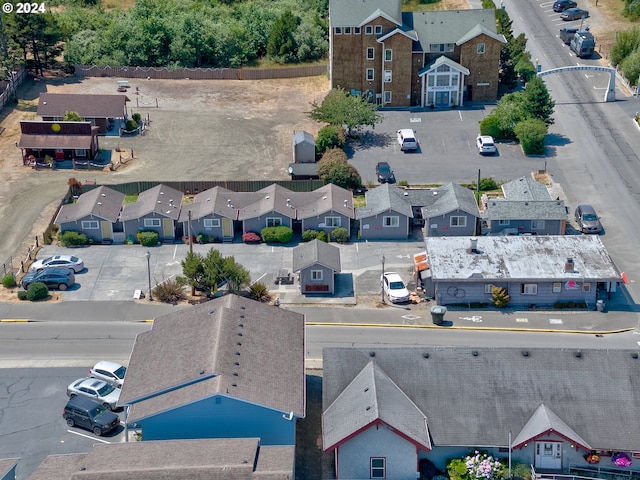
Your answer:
[397,129,418,151]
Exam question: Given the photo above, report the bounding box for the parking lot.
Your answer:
[34,238,427,303]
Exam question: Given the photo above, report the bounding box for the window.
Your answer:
[374,25,382,34]
[354,26,361,34]
[366,69,374,81]
[477,42,486,54]
[429,43,443,52]
[484,284,494,294]
[582,282,592,293]
[436,64,451,73]
[75,148,87,157]
[522,284,538,295]
[436,75,449,87]
[531,220,545,230]
[344,27,352,34]
[383,216,399,227]
[266,217,282,227]
[384,49,392,61]
[325,216,341,227]
[450,216,467,227]
[446,43,455,52]
[81,220,99,230]
[144,218,162,228]
[334,27,342,35]
[371,458,385,478]
[365,25,373,35]
[552,282,562,293]
[367,47,375,60]
[498,220,510,226]
[384,70,392,82]
[383,91,392,104]
[311,270,323,281]
[203,218,221,228]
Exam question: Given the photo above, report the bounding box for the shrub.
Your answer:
[261,226,293,244]
[137,230,159,247]
[27,282,49,301]
[479,114,506,139]
[249,281,271,302]
[242,231,261,243]
[490,287,510,308]
[17,290,28,301]
[302,229,327,242]
[397,180,409,187]
[58,230,87,247]
[125,119,138,132]
[330,227,349,243]
[152,278,186,304]
[197,233,214,244]
[2,273,16,288]
[132,113,142,123]
[514,118,547,155]
[316,125,347,158]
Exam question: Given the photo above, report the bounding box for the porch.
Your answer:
[534,465,640,480]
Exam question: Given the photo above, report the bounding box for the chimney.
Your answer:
[564,257,574,272]
[470,237,478,253]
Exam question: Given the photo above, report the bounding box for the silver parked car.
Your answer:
[575,204,602,234]
[66,378,121,410]
[29,255,84,273]
[381,272,410,303]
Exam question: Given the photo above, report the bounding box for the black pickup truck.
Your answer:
[559,27,578,44]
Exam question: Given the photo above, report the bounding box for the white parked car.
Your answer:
[66,378,121,410]
[90,361,127,388]
[476,135,497,155]
[29,255,84,273]
[381,272,410,303]
[397,129,418,151]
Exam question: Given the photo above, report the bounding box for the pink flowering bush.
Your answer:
[612,453,632,468]
[448,451,506,480]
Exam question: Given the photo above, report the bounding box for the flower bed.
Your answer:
[612,452,632,468]
[305,284,329,292]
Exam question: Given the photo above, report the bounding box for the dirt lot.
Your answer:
[0,74,330,266]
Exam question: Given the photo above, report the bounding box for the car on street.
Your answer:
[376,162,396,184]
[381,272,410,303]
[575,204,602,234]
[397,129,418,151]
[29,255,84,273]
[476,135,497,155]
[66,377,121,410]
[21,267,75,291]
[63,395,120,437]
[559,27,579,44]
[561,7,589,20]
[90,361,127,388]
[553,0,577,12]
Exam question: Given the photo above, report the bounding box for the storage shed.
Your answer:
[292,130,316,163]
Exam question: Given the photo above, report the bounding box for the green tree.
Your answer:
[611,27,640,65]
[309,88,383,136]
[293,21,328,62]
[63,111,83,121]
[181,248,251,295]
[621,48,640,87]
[514,118,547,155]
[489,92,529,138]
[316,125,346,158]
[523,77,555,126]
[266,9,300,63]
[317,148,362,189]
[181,251,207,292]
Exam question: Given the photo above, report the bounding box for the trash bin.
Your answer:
[596,299,604,312]
[430,305,447,325]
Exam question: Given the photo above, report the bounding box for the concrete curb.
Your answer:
[0,319,30,322]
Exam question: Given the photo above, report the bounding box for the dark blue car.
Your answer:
[21,267,75,290]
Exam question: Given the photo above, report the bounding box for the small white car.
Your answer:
[397,129,418,151]
[476,135,497,155]
[90,361,127,388]
[381,272,410,303]
[29,255,84,273]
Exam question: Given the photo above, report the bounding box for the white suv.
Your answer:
[397,129,418,151]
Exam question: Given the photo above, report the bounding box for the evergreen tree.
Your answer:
[523,77,555,126]
[266,10,300,63]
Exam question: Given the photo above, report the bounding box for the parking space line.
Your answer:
[67,430,112,443]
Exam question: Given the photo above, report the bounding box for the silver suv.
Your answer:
[575,204,602,234]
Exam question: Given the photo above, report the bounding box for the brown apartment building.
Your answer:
[329,0,506,107]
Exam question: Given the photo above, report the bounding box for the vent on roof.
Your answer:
[632,353,639,359]
[287,199,291,207]
[423,352,429,358]
[233,372,238,377]
[369,351,376,357]
[265,195,270,199]
[522,351,529,357]
[472,351,479,356]
[234,361,240,366]
[235,352,241,356]
[238,332,243,337]
[208,310,215,315]
[232,383,237,387]
[160,191,165,195]
[575,351,582,358]
[433,191,438,196]
[364,387,369,392]
[240,314,244,318]
[404,192,409,196]
[470,237,479,254]
[157,201,161,204]
[241,306,245,310]
[323,196,327,200]
[344,199,348,207]
[564,257,574,272]
[239,323,244,327]
[101,193,106,197]
[200,370,205,375]
[366,406,371,411]
[236,341,242,346]
[97,202,102,205]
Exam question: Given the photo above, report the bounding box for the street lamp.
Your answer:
[381,254,386,305]
[145,250,153,301]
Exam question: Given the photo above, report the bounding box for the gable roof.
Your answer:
[329,0,402,28]
[420,183,479,218]
[456,23,507,45]
[296,183,355,220]
[323,346,640,451]
[18,121,96,150]
[177,186,244,222]
[502,176,553,201]
[323,361,430,452]
[237,184,302,221]
[425,235,621,282]
[355,184,414,219]
[37,93,129,118]
[293,130,315,146]
[404,9,498,50]
[54,186,125,224]
[120,184,184,222]
[512,404,591,450]
[292,239,341,273]
[120,294,305,422]
[419,55,470,76]
[26,439,294,480]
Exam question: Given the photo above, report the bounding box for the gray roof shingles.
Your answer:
[292,239,341,273]
[54,186,125,224]
[120,295,305,422]
[482,200,568,221]
[120,184,184,222]
[420,183,480,218]
[37,93,128,119]
[501,176,552,201]
[355,184,414,219]
[329,0,402,28]
[323,346,640,451]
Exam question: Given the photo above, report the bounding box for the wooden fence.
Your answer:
[74,65,327,81]
[0,69,27,110]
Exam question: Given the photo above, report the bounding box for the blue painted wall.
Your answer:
[139,394,296,445]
